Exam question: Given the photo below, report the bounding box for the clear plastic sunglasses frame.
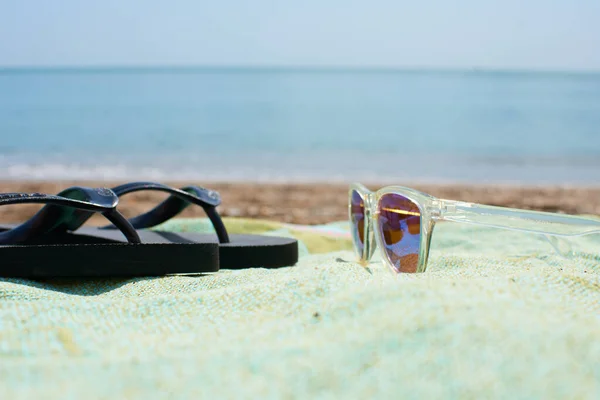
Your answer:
[349,183,600,274]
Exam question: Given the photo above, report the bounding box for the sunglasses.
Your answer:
[349,183,600,274]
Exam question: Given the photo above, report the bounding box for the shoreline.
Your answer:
[1,180,599,225]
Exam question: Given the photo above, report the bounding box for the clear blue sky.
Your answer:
[1,0,599,70]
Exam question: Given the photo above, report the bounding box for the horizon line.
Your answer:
[0,64,599,75]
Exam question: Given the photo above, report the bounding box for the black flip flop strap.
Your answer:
[0,187,141,245]
[103,182,230,244]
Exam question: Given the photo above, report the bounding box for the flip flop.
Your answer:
[0,187,219,278]
[44,182,298,269]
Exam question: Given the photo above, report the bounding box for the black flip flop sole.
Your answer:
[203,233,298,269]
[0,226,219,278]
[71,228,299,269]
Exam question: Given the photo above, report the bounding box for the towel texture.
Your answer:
[0,218,598,399]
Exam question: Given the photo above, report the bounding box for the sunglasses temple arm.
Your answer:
[433,200,600,257]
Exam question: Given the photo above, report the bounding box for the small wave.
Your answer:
[0,160,599,186]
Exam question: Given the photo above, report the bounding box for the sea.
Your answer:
[0,67,599,184]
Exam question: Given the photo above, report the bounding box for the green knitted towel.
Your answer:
[0,217,598,399]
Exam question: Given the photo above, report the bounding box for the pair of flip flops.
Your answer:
[0,182,298,278]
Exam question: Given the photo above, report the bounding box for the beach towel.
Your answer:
[0,217,598,399]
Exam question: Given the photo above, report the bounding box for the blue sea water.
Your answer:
[0,67,599,184]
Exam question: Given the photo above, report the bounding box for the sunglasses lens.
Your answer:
[350,190,365,258]
[377,193,421,273]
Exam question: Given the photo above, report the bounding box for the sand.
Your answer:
[1,181,599,225]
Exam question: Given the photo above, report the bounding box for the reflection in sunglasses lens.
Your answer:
[378,193,421,273]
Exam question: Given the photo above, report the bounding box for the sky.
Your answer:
[0,0,599,71]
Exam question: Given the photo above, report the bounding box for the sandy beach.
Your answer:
[1,181,599,225]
